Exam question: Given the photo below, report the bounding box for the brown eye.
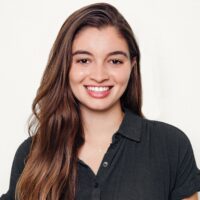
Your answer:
[110,59,123,64]
[77,59,90,64]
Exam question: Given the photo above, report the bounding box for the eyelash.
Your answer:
[76,59,90,64]
[76,59,123,65]
[110,59,123,65]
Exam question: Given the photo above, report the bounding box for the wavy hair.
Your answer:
[16,2,143,200]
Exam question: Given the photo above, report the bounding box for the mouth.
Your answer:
[84,85,113,92]
[84,85,113,98]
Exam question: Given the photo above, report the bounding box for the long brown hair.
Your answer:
[16,2,143,200]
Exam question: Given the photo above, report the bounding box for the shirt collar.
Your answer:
[117,107,143,142]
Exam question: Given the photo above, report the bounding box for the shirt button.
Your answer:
[103,161,108,167]
[94,182,99,188]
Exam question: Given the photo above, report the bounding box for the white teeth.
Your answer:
[86,86,110,92]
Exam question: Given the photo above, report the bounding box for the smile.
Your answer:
[86,86,110,92]
[84,85,113,98]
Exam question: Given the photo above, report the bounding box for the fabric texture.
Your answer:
[1,108,200,200]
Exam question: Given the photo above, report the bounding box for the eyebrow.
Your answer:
[72,50,129,58]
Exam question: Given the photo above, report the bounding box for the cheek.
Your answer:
[69,67,87,84]
[112,69,132,86]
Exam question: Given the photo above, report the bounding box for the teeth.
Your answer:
[86,86,110,92]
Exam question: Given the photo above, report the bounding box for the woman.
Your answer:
[1,2,200,200]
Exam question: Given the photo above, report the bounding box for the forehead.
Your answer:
[72,26,129,54]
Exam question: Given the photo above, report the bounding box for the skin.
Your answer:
[70,26,134,111]
[183,193,198,200]
[69,26,199,199]
[69,26,135,143]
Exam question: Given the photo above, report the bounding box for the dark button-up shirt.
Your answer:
[1,108,200,200]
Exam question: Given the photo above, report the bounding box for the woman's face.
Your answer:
[69,26,135,112]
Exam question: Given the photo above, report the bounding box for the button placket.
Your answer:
[94,182,99,188]
[92,180,101,200]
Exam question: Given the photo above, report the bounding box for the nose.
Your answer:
[90,64,109,82]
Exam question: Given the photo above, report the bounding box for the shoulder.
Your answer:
[0,137,33,199]
[12,136,33,172]
[15,136,32,158]
[143,118,191,147]
[142,118,196,169]
[139,117,194,163]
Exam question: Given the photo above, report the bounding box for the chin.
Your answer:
[80,101,120,113]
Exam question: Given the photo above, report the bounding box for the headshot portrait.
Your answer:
[0,1,200,200]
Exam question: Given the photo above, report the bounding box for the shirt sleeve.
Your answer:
[0,137,32,200]
[170,131,200,200]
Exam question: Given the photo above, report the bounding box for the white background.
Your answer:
[0,0,200,197]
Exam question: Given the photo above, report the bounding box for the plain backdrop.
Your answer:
[0,0,200,196]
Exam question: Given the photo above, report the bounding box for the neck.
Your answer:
[80,104,124,143]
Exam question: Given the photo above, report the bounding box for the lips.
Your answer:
[84,85,113,98]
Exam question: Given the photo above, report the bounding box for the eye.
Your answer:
[110,59,123,65]
[76,58,90,64]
